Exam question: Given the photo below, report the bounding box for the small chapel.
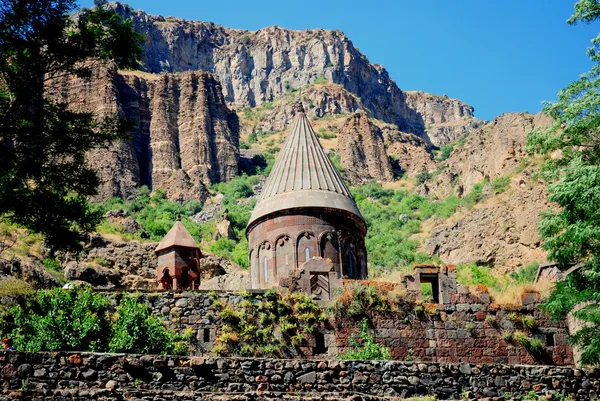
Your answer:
[245,101,368,293]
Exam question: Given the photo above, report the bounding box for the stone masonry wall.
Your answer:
[1,351,598,401]
[112,290,573,366]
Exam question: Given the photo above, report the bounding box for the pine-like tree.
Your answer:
[0,0,143,251]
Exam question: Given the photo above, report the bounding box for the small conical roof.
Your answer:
[154,218,198,253]
[247,102,364,228]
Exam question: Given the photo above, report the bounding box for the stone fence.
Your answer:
[116,290,573,366]
[0,352,598,401]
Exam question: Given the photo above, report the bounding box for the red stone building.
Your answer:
[246,102,367,289]
[155,217,201,290]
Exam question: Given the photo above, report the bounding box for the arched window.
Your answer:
[263,256,269,283]
[348,255,354,277]
[305,247,310,261]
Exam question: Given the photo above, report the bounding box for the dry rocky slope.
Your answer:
[422,113,553,272]
[49,65,239,202]
[109,2,482,147]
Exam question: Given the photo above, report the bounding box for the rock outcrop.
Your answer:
[109,3,480,146]
[422,112,553,198]
[337,112,393,184]
[424,181,549,273]
[404,91,484,147]
[244,83,365,135]
[49,66,239,201]
[381,124,437,178]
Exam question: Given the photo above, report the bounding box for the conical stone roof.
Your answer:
[154,218,198,253]
[247,102,364,228]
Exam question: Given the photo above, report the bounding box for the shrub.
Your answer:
[415,171,432,185]
[436,143,455,161]
[332,283,393,319]
[463,181,486,207]
[314,74,328,84]
[42,258,61,271]
[6,288,187,355]
[109,296,188,355]
[337,319,391,360]
[491,175,511,194]
[510,261,539,283]
[9,287,110,352]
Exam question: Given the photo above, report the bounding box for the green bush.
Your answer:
[109,296,187,355]
[314,74,328,84]
[491,175,511,194]
[436,143,455,161]
[510,261,539,283]
[415,171,432,185]
[337,319,391,360]
[9,287,110,352]
[6,288,187,355]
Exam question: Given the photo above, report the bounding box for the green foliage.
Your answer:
[212,289,326,357]
[0,0,144,252]
[510,261,539,283]
[491,175,511,194]
[525,1,600,366]
[456,264,498,288]
[317,127,337,139]
[5,288,186,355]
[332,283,394,320]
[337,318,392,360]
[109,296,187,355]
[9,287,110,352]
[415,171,433,185]
[314,74,328,84]
[241,34,250,45]
[95,187,205,242]
[463,180,486,208]
[436,143,455,161]
[42,258,61,272]
[328,152,345,173]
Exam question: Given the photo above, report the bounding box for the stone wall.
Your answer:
[120,289,573,366]
[1,351,597,401]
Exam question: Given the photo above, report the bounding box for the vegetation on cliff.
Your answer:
[528,0,600,365]
[0,0,143,252]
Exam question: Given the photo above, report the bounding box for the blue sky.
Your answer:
[82,1,598,120]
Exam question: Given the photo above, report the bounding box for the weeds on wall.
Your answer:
[337,318,392,360]
[211,289,327,358]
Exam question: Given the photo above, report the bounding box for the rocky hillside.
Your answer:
[421,113,553,272]
[109,2,482,147]
[9,4,556,283]
[49,65,239,202]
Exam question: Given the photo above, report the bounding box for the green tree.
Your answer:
[527,0,600,365]
[0,0,143,252]
[109,296,188,355]
[9,287,110,351]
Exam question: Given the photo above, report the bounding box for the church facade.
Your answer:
[246,102,368,289]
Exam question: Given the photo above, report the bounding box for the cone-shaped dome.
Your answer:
[154,218,198,253]
[247,104,364,228]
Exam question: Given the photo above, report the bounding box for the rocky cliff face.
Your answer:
[337,113,394,185]
[49,66,239,201]
[109,3,480,147]
[422,113,553,198]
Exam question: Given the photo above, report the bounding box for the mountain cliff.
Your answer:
[49,65,239,202]
[109,2,481,147]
